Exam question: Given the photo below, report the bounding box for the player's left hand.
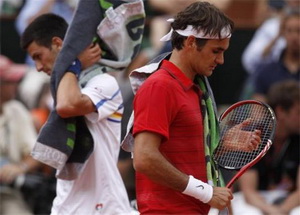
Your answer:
[223,118,261,152]
[79,43,102,70]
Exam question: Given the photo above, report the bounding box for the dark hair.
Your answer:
[170,1,234,50]
[20,13,68,50]
[267,80,300,111]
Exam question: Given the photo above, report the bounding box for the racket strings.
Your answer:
[215,103,275,169]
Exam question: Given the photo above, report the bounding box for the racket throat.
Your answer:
[212,159,221,186]
[215,169,220,185]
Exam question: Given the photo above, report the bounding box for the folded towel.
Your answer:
[31,1,145,180]
[197,76,225,187]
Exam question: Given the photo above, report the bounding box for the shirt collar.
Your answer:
[160,60,194,90]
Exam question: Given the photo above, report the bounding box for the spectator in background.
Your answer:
[239,0,299,100]
[0,0,26,64]
[241,0,299,74]
[1,0,55,123]
[0,0,24,18]
[241,8,300,102]
[251,9,299,103]
[232,80,300,215]
[0,55,41,215]
[17,68,52,132]
[16,0,78,33]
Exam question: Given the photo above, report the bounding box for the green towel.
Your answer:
[197,76,225,187]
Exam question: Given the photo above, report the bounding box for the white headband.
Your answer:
[160,18,231,41]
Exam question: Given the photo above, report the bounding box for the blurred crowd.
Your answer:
[0,0,299,214]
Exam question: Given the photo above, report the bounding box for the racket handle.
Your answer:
[208,207,219,215]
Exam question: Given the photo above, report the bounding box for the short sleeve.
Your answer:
[81,74,123,123]
[133,78,177,140]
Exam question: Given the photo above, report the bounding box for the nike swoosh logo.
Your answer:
[196,185,204,189]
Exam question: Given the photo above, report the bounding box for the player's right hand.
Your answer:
[207,186,233,210]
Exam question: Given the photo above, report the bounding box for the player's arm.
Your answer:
[133,131,188,191]
[239,169,283,214]
[56,72,95,118]
[56,41,101,118]
[133,131,232,210]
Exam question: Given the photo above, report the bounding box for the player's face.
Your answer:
[27,41,60,76]
[192,38,230,77]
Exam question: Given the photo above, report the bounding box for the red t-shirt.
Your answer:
[133,60,209,214]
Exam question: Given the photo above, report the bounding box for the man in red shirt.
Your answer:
[130,1,261,214]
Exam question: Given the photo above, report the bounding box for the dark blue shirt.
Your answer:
[253,50,300,95]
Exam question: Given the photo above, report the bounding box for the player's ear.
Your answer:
[186,36,196,49]
[52,37,63,50]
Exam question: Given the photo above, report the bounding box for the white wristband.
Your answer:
[182,175,213,203]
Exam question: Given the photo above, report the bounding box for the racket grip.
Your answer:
[208,207,219,215]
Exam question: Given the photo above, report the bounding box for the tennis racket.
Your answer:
[208,100,276,215]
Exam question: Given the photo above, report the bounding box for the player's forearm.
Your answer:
[133,132,222,205]
[134,145,189,192]
[133,132,189,191]
[56,73,94,118]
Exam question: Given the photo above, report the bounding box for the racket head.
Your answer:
[213,100,276,170]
